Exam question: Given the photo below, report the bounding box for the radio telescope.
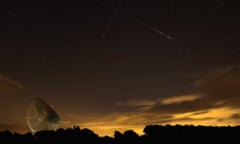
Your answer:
[26,98,61,133]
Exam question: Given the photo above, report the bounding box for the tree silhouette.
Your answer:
[0,124,240,144]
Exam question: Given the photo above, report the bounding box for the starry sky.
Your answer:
[0,0,240,136]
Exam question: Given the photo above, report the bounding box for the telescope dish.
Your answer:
[26,98,61,133]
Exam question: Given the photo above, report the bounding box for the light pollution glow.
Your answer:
[1,66,240,136]
[61,104,240,136]
[60,66,240,136]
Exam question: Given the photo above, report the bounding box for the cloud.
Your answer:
[0,74,25,96]
[229,114,240,119]
[62,107,238,136]
[0,73,27,105]
[118,94,204,113]
[147,97,211,114]
[194,65,240,108]
[160,94,201,105]
[62,65,240,136]
[116,99,156,106]
[145,65,240,114]
[0,74,24,88]
[190,110,209,116]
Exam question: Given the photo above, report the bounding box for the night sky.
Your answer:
[1,0,240,136]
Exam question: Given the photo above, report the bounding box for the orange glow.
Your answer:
[161,94,201,104]
[60,106,240,136]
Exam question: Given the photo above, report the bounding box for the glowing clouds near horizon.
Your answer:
[61,66,240,136]
[26,98,61,133]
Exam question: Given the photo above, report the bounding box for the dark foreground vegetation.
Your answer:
[1,125,240,144]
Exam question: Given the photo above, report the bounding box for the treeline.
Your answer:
[0,124,240,144]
